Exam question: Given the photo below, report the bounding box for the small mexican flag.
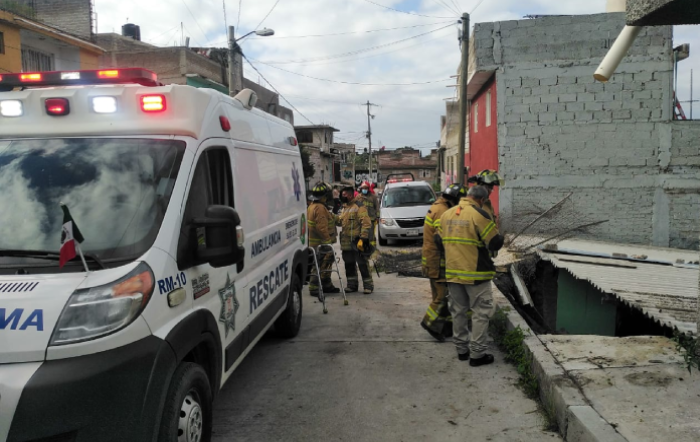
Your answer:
[59,204,85,268]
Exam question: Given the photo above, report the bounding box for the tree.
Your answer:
[299,145,315,180]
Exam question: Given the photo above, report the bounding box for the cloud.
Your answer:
[95,0,700,147]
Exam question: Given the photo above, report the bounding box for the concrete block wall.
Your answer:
[18,0,92,40]
[471,12,700,249]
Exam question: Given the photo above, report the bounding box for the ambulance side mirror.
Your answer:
[193,205,245,268]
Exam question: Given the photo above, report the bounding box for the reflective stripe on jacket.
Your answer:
[422,197,451,279]
[338,198,372,251]
[307,202,333,247]
[437,198,500,285]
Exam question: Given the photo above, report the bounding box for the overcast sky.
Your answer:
[95,0,700,151]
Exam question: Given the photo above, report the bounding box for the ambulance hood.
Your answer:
[0,273,86,364]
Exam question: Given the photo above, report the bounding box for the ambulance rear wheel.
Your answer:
[159,362,213,442]
[275,272,302,338]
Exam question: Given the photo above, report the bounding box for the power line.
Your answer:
[253,28,452,67]
[222,0,228,34]
[428,0,458,15]
[255,23,454,65]
[242,54,315,125]
[360,0,456,19]
[254,62,452,86]
[236,0,243,30]
[253,0,281,31]
[471,0,486,14]
[180,0,209,41]
[246,21,453,40]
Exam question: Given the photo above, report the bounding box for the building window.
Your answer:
[21,47,54,72]
[297,131,313,143]
[486,91,491,127]
[421,169,431,178]
[473,103,479,133]
[0,32,5,55]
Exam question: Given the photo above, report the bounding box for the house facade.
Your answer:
[466,12,700,249]
[377,147,438,187]
[0,9,103,74]
[294,125,339,185]
[96,31,294,124]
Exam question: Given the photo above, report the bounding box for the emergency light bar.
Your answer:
[0,68,160,91]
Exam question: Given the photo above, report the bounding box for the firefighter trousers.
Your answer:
[342,250,373,291]
[309,246,335,295]
[447,282,496,358]
[421,280,452,337]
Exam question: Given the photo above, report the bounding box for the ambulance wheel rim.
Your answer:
[292,286,301,318]
[179,392,203,442]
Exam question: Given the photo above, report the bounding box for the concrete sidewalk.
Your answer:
[493,291,700,442]
[211,256,561,441]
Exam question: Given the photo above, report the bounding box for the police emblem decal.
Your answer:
[218,273,239,338]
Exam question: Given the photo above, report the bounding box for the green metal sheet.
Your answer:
[556,270,617,336]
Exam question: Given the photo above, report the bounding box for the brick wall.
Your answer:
[19,0,92,40]
[470,12,700,249]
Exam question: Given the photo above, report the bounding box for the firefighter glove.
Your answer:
[357,239,364,252]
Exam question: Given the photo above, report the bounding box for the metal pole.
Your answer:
[457,12,470,185]
[366,101,373,183]
[691,69,694,120]
[228,26,238,96]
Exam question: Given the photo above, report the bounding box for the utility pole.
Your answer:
[365,100,378,183]
[457,12,470,185]
[228,26,241,96]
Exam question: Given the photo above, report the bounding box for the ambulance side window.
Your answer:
[177,148,234,270]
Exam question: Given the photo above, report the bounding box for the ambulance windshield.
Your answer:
[0,138,185,268]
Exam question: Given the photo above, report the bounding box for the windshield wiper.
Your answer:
[0,249,106,269]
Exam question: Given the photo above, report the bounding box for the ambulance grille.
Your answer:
[0,281,40,292]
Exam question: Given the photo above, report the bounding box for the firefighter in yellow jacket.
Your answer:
[357,181,379,245]
[307,182,340,297]
[420,183,467,342]
[467,169,504,221]
[436,185,505,367]
[338,186,373,294]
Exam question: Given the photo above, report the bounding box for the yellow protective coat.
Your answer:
[307,202,334,247]
[437,198,500,285]
[421,197,452,279]
[338,198,372,251]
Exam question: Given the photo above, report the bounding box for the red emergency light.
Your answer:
[141,95,166,112]
[45,98,70,116]
[0,68,160,91]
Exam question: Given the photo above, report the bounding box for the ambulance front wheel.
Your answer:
[158,362,213,442]
[275,272,303,338]
[378,231,388,247]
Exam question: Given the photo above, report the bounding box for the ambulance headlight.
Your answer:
[380,218,395,227]
[92,96,117,114]
[49,262,155,346]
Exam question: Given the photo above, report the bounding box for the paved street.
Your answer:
[212,256,562,442]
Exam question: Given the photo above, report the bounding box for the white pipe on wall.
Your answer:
[594,25,643,83]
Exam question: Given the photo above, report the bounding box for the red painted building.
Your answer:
[468,76,499,215]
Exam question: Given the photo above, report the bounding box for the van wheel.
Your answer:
[158,362,213,442]
[275,272,302,338]
[378,232,388,247]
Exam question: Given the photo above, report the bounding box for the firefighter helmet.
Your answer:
[470,170,505,187]
[309,182,330,201]
[442,183,467,204]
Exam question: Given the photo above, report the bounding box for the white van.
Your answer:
[0,68,309,442]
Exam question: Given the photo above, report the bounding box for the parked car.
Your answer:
[377,179,436,246]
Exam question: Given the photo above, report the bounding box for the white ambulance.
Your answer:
[0,68,309,442]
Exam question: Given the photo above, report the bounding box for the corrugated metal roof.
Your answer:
[537,240,699,335]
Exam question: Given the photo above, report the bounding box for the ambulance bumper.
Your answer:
[4,335,176,442]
